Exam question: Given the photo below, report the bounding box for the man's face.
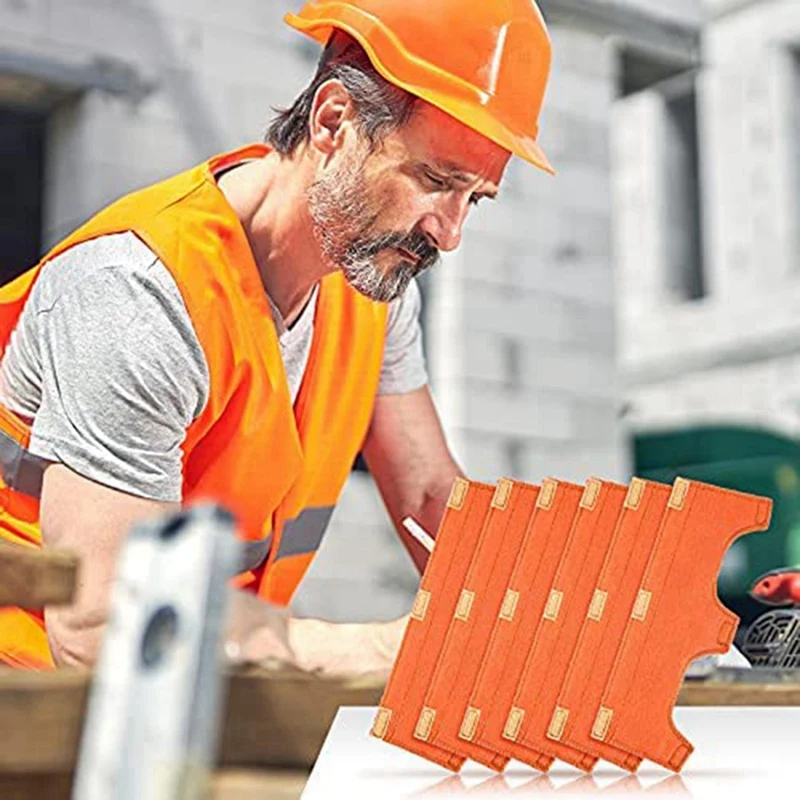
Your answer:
[307,101,511,303]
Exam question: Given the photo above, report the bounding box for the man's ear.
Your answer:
[309,79,355,156]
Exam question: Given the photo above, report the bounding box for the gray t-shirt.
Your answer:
[0,232,428,501]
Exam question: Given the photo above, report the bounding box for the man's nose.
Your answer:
[417,199,467,252]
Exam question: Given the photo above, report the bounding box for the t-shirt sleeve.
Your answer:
[23,239,209,502]
[379,277,429,395]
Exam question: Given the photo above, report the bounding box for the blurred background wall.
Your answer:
[0,0,795,636]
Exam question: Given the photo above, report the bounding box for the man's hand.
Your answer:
[287,613,409,680]
[225,588,295,666]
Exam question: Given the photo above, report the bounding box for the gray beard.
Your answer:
[307,161,434,303]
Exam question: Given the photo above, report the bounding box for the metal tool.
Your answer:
[742,609,800,669]
[741,567,800,670]
[72,504,243,800]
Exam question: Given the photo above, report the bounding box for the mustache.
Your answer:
[352,230,440,274]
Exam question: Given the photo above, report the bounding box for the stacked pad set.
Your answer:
[371,475,773,773]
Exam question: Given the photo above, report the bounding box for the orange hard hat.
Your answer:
[284,0,554,175]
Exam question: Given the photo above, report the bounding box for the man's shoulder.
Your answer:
[35,232,177,308]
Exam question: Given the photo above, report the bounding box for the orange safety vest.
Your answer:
[0,144,388,669]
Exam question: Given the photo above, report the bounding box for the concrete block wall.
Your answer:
[0,1,628,623]
[422,23,628,489]
[619,0,800,439]
[0,0,317,246]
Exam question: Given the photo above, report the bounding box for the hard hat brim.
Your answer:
[284,10,555,176]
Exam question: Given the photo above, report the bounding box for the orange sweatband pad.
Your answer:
[370,478,495,770]
[469,478,585,771]
[552,478,671,771]
[502,479,627,770]
[591,479,773,772]
[417,479,540,771]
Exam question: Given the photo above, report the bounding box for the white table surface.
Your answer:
[301,706,800,799]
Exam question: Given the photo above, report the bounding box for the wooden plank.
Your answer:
[0,670,88,773]
[677,681,800,706]
[0,544,78,608]
[0,774,73,800]
[0,769,308,800]
[5,667,797,779]
[0,665,384,773]
[219,665,385,768]
[212,769,308,800]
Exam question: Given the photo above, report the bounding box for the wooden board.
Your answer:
[0,665,384,773]
[1,668,798,775]
[212,769,308,800]
[0,671,797,800]
[677,680,800,706]
[219,666,384,768]
[0,544,77,608]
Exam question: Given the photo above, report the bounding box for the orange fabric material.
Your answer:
[370,479,495,771]
[0,144,387,668]
[0,608,53,670]
[593,479,772,772]
[469,479,585,771]
[284,0,554,174]
[556,479,672,772]
[420,480,540,771]
[504,480,627,770]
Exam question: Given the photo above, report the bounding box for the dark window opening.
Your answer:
[664,87,705,301]
[0,104,46,287]
[618,46,705,301]
[618,47,689,98]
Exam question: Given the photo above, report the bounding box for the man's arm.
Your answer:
[41,463,405,676]
[41,464,177,667]
[41,465,298,670]
[362,385,463,573]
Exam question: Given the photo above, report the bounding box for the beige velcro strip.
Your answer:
[499,589,519,621]
[631,588,651,621]
[414,707,436,741]
[591,707,613,741]
[580,478,602,510]
[459,707,481,741]
[547,706,569,741]
[543,588,563,621]
[668,477,690,511]
[503,707,525,741]
[492,478,514,510]
[587,588,608,622]
[410,589,431,621]
[447,477,469,510]
[455,589,475,621]
[537,478,557,509]
[370,707,392,739]
[625,478,646,510]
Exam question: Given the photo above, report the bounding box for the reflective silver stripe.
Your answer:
[276,506,334,560]
[0,428,47,499]
[240,535,272,573]
[237,505,334,572]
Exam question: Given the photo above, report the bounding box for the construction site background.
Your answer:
[0,0,797,638]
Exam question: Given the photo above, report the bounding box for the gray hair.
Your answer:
[266,33,418,154]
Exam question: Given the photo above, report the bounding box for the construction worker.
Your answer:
[0,0,554,671]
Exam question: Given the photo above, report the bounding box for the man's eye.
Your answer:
[425,171,447,188]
